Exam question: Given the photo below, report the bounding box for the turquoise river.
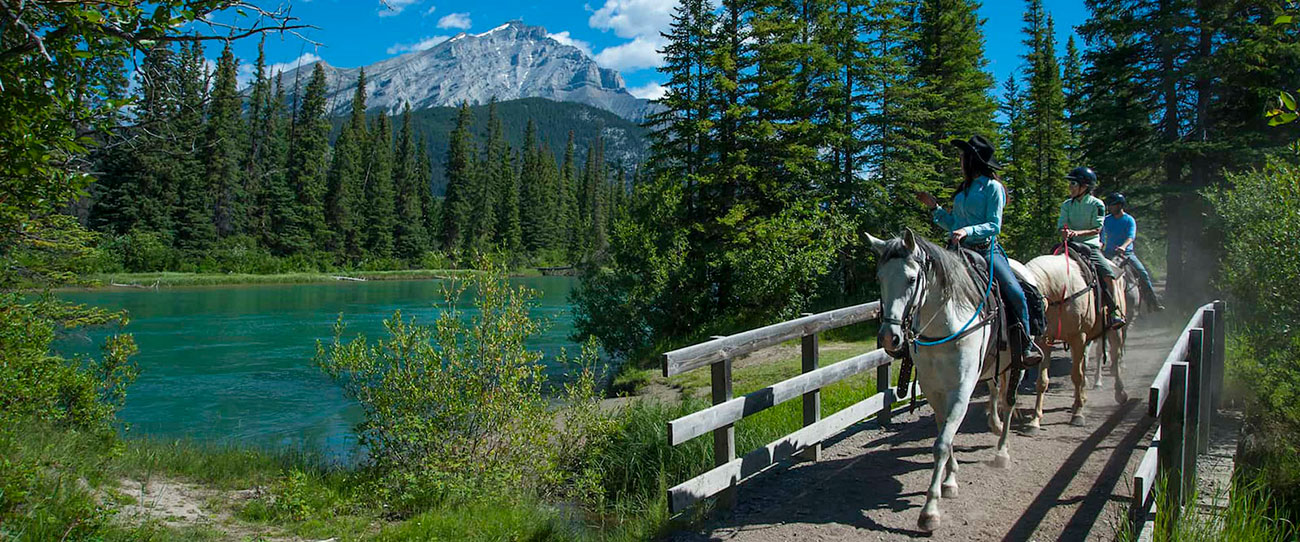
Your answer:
[53,277,580,460]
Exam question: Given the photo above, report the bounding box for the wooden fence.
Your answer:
[661,300,923,513]
[1130,300,1227,540]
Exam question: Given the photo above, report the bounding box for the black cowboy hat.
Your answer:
[950,135,1002,171]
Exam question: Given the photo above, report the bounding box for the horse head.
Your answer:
[866,228,925,358]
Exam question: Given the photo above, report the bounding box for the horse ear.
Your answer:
[865,232,888,256]
[902,229,917,252]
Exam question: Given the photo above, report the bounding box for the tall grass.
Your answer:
[1122,475,1297,542]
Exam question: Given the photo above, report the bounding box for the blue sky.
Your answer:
[212,0,1089,100]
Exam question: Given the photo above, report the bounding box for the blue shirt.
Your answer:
[932,176,1005,246]
[1102,212,1137,254]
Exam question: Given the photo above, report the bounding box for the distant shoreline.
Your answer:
[59,268,563,290]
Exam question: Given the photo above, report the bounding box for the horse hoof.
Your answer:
[918,511,942,532]
[1070,415,1086,426]
[1092,381,1104,390]
[1022,422,1043,434]
[992,451,1011,469]
[942,483,959,499]
[1115,390,1130,403]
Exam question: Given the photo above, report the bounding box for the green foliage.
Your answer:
[315,262,610,514]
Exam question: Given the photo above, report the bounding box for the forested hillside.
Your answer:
[87,42,640,272]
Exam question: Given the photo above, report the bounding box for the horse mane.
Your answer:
[879,235,984,305]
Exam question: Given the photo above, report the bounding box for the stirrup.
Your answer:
[1022,341,1044,367]
[1107,311,1127,330]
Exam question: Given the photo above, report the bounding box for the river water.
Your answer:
[52,277,580,459]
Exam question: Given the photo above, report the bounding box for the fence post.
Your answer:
[797,327,821,462]
[1159,361,1188,537]
[1212,300,1227,410]
[1184,329,1204,494]
[1198,310,1216,453]
[711,358,736,509]
[877,362,894,427]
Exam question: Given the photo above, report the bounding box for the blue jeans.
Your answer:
[987,248,1031,347]
[1106,250,1158,298]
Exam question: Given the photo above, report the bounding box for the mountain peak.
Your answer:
[279,21,655,121]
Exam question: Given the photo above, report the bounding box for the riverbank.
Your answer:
[66,268,543,289]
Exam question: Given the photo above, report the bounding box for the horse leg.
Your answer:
[943,444,960,499]
[1091,338,1105,390]
[1070,335,1088,426]
[987,364,1003,435]
[1112,328,1129,403]
[993,367,1022,468]
[1028,362,1050,431]
[919,391,952,532]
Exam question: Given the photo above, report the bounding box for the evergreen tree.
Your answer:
[1061,35,1084,162]
[481,98,505,248]
[418,141,439,252]
[392,104,429,262]
[561,131,582,259]
[519,120,554,253]
[999,75,1035,255]
[364,113,396,259]
[204,43,247,239]
[647,0,716,179]
[286,63,332,251]
[1018,2,1069,253]
[441,103,476,256]
[244,39,272,238]
[326,69,368,260]
[909,0,998,194]
[262,74,307,255]
[501,147,523,256]
[172,42,217,251]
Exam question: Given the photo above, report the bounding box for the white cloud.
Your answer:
[266,53,323,78]
[588,0,676,39]
[593,35,666,71]
[424,5,437,16]
[547,31,593,57]
[378,0,420,17]
[628,81,666,100]
[437,12,472,30]
[387,35,451,55]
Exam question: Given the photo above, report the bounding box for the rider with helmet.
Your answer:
[1102,193,1165,312]
[916,135,1043,366]
[1059,167,1126,329]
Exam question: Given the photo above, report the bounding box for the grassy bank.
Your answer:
[70,269,538,289]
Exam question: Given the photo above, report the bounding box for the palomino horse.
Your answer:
[867,230,1024,532]
[1017,253,1129,430]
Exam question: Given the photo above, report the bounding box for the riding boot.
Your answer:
[1013,324,1043,367]
[1100,277,1126,330]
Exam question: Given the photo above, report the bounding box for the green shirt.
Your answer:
[1057,195,1105,248]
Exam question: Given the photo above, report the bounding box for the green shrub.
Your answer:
[315,261,609,515]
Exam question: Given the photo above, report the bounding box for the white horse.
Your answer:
[1017,253,1129,430]
[867,230,1026,532]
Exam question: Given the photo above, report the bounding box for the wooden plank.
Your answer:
[1198,311,1215,453]
[1158,361,1188,535]
[1149,362,1171,419]
[711,359,735,509]
[1183,329,1204,497]
[1211,300,1227,410]
[668,349,892,445]
[662,302,881,377]
[1134,440,1160,509]
[797,332,821,462]
[669,391,888,513]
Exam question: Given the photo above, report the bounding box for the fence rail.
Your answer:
[1130,300,1227,540]
[662,300,926,513]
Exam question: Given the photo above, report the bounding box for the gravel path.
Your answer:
[666,314,1187,542]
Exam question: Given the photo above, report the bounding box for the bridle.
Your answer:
[880,246,998,359]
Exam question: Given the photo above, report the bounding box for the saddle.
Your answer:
[951,246,1046,370]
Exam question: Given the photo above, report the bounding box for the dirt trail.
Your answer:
[666,313,1188,542]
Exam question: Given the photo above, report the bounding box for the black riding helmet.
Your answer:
[1066,166,1097,187]
[1105,192,1127,207]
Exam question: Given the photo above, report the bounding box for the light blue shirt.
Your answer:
[932,176,1005,246]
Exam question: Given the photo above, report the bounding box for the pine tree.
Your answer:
[204,43,247,239]
[999,75,1034,255]
[647,0,716,179]
[519,120,553,253]
[244,39,272,238]
[561,131,582,260]
[441,103,476,256]
[418,141,439,251]
[392,104,429,262]
[501,147,523,256]
[325,69,368,260]
[172,42,217,252]
[363,113,396,259]
[286,63,332,251]
[910,0,998,193]
[262,74,307,255]
[481,98,505,248]
[1018,2,1069,253]
[1061,35,1084,163]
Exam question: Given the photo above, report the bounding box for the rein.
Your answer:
[886,243,998,352]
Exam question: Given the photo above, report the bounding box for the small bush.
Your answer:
[419,250,454,270]
[315,260,609,515]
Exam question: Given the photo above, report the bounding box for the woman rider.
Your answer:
[916,135,1043,366]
